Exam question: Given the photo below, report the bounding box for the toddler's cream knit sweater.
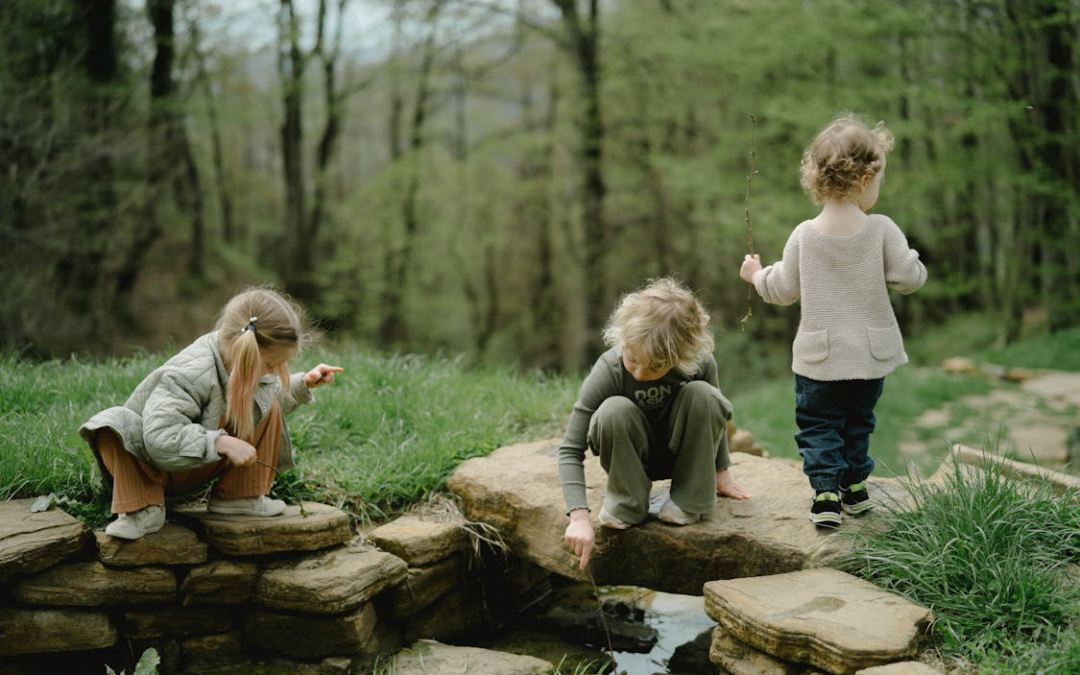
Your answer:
[754,214,927,381]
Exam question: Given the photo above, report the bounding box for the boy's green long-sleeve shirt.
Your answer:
[557,347,733,512]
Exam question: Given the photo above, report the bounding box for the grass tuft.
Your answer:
[840,447,1080,672]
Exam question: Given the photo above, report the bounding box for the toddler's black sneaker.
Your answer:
[810,491,842,528]
[840,480,874,515]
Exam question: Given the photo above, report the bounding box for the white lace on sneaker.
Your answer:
[105,504,165,540]
[658,498,700,525]
[207,495,287,517]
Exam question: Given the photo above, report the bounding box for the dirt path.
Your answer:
[902,369,1080,474]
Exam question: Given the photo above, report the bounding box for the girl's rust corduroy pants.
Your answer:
[95,401,283,514]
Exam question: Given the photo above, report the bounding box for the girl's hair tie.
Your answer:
[241,316,259,334]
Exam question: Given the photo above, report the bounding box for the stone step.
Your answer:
[704,568,933,675]
[447,439,907,594]
[95,522,207,567]
[174,501,351,556]
[0,608,116,656]
[11,561,176,606]
[254,539,407,614]
[368,515,468,566]
[392,640,553,675]
[0,499,90,582]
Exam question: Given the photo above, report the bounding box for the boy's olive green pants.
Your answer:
[588,381,730,524]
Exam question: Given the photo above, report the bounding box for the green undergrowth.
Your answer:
[840,451,1080,674]
[0,348,577,525]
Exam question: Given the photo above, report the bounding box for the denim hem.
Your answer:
[808,476,841,492]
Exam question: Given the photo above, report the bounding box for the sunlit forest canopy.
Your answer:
[1,0,1076,373]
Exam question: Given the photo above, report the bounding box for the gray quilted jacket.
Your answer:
[79,331,312,473]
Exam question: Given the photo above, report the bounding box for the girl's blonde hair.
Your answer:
[216,287,307,441]
[602,277,714,375]
[800,113,894,204]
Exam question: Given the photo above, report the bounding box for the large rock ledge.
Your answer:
[447,439,907,595]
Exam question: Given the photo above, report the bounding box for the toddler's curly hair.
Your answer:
[602,277,714,376]
[800,113,894,204]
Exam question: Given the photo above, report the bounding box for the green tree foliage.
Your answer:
[1,0,1075,370]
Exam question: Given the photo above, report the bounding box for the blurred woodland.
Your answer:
[1,0,1076,375]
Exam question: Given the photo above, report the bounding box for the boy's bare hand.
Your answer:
[215,435,257,467]
[303,364,344,388]
[739,254,762,283]
[717,469,751,499]
[564,509,595,570]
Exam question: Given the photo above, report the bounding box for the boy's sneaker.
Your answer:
[598,505,632,530]
[105,504,166,540]
[658,498,701,525]
[840,481,874,515]
[810,491,842,528]
[208,495,287,517]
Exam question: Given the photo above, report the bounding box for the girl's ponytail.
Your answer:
[216,288,308,442]
[225,323,262,440]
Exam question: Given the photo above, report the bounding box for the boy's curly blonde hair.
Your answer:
[800,113,894,204]
[602,277,714,376]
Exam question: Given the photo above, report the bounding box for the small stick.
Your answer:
[740,113,758,331]
[587,565,619,674]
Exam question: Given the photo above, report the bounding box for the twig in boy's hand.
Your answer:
[740,113,758,331]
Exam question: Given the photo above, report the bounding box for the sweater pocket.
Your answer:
[867,324,902,361]
[794,329,829,363]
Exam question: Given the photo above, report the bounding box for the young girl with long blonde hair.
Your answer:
[80,288,343,539]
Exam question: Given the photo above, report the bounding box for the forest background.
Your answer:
[1,0,1077,386]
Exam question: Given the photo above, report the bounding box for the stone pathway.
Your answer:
[705,568,935,675]
[905,368,1080,474]
[447,439,909,595]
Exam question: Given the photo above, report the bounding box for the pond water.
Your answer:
[475,579,717,675]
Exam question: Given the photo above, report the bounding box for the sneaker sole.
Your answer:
[810,512,842,528]
[207,506,286,517]
[842,501,875,515]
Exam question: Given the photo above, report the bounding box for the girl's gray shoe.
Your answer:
[105,504,165,540]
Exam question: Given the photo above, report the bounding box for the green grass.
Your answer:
[840,451,1080,673]
[0,347,577,523]
[981,326,1080,372]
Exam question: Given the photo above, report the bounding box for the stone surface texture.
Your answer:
[392,640,553,675]
[368,515,468,566]
[0,608,117,656]
[385,555,464,618]
[447,439,906,594]
[704,568,934,675]
[255,540,407,614]
[180,560,258,606]
[120,607,234,639]
[11,561,176,606]
[855,663,944,675]
[95,523,207,567]
[244,602,377,660]
[402,587,486,644]
[0,500,90,582]
[710,625,809,675]
[174,501,351,556]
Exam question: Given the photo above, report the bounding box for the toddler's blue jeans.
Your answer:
[794,375,885,492]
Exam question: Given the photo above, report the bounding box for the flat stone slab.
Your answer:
[856,663,943,675]
[95,522,207,566]
[174,501,351,556]
[392,640,553,675]
[1021,371,1080,406]
[0,499,90,582]
[710,625,808,675]
[11,561,176,606]
[385,555,463,618]
[704,568,934,675]
[447,440,906,594]
[368,515,468,566]
[244,603,377,660]
[180,560,258,606]
[255,539,407,614]
[0,608,117,656]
